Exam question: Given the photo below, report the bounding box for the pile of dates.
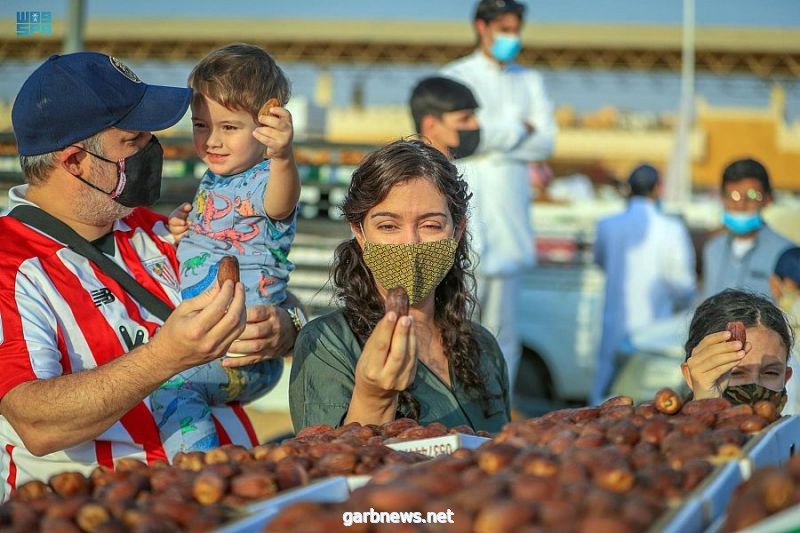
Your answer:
[723,454,800,531]
[289,418,488,449]
[0,439,427,532]
[267,389,779,532]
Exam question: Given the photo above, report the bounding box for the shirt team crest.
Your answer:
[144,258,179,290]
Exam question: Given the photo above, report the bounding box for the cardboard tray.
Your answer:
[384,433,490,458]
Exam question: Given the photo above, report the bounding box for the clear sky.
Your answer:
[2,0,799,27]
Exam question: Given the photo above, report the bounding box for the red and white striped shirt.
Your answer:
[0,186,257,500]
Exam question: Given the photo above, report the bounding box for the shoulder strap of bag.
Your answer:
[8,204,173,321]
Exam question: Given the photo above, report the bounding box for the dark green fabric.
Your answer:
[289,309,510,434]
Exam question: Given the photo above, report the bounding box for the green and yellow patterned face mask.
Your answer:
[361,234,458,306]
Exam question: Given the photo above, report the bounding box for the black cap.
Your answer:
[628,164,660,196]
[474,0,526,22]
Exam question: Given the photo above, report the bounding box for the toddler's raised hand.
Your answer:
[254,103,294,161]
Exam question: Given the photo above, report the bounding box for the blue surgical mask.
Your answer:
[722,210,763,235]
[490,33,521,63]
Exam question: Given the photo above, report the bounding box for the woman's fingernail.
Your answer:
[400,316,411,327]
[386,311,397,322]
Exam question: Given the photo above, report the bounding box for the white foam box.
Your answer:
[384,433,490,458]
[218,476,351,533]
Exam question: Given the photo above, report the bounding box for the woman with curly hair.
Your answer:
[289,139,510,432]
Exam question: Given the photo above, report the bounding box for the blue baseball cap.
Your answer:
[12,52,191,156]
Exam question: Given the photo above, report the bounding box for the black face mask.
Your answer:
[71,135,164,207]
[450,128,480,160]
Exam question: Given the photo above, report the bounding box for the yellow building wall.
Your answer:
[693,89,800,191]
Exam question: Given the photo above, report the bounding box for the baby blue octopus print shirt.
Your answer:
[177,159,296,305]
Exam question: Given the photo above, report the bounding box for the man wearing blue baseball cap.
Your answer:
[591,164,697,405]
[0,52,296,493]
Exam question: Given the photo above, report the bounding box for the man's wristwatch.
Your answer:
[286,307,308,332]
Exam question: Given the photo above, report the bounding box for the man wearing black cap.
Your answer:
[0,52,296,492]
[441,0,557,394]
[409,76,481,159]
[591,164,696,405]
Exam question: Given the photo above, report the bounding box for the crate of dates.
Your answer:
[292,418,491,459]
[263,388,781,532]
[717,452,800,532]
[0,435,428,532]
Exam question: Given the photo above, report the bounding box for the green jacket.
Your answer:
[289,310,511,434]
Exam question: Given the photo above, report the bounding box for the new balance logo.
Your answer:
[91,288,116,307]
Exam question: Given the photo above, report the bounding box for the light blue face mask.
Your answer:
[490,33,521,63]
[722,210,763,235]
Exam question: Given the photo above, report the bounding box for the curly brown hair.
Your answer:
[331,139,493,419]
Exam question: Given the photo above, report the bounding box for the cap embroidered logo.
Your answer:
[109,56,142,83]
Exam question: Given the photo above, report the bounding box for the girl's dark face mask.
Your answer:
[70,135,164,208]
[723,383,788,414]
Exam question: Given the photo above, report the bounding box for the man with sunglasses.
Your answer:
[702,158,795,300]
[441,0,557,394]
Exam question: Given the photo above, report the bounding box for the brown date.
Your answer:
[681,398,732,415]
[634,401,659,419]
[295,423,335,439]
[46,496,91,520]
[474,500,535,533]
[49,471,90,497]
[231,472,278,500]
[758,469,796,513]
[216,255,240,286]
[654,388,683,415]
[275,458,310,491]
[592,463,635,493]
[76,503,112,532]
[363,486,426,512]
[317,452,358,475]
[753,400,779,423]
[716,403,754,421]
[640,419,672,445]
[477,444,519,474]
[259,98,283,157]
[600,395,634,409]
[193,472,227,505]
[259,98,282,119]
[380,418,419,438]
[727,321,747,345]
[14,479,49,501]
[385,286,409,316]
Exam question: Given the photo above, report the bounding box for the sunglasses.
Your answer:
[725,189,764,204]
